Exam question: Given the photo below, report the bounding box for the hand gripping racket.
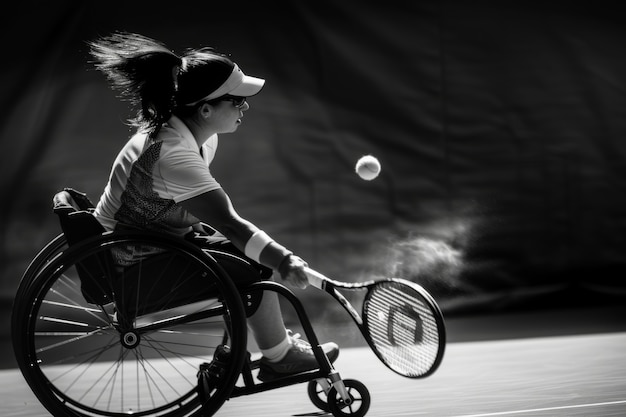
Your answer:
[305,267,446,378]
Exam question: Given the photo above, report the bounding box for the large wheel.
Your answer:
[14,233,67,294]
[12,231,248,417]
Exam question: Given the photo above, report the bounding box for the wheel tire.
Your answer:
[307,379,331,412]
[327,379,371,417]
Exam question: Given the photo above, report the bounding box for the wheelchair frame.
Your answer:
[11,191,370,417]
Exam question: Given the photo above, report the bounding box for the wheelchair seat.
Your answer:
[52,188,263,314]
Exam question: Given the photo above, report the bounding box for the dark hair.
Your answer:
[177,48,234,105]
[88,32,234,133]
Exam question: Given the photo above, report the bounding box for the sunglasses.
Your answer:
[208,95,247,108]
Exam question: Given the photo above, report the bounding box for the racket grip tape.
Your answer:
[304,267,328,289]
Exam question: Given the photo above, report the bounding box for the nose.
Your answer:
[241,101,250,111]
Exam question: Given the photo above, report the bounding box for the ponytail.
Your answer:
[88,32,182,133]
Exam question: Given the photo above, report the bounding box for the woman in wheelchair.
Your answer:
[88,32,339,382]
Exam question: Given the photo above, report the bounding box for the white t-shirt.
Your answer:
[94,116,221,236]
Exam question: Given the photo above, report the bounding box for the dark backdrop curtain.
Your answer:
[1,1,625,314]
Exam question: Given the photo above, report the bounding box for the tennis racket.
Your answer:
[305,267,446,378]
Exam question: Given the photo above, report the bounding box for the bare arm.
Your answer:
[181,188,257,249]
[179,189,309,288]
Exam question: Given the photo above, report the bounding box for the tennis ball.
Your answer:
[355,155,381,181]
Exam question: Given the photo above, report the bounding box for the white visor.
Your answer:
[188,64,265,105]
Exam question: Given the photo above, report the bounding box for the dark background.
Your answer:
[2,1,625,322]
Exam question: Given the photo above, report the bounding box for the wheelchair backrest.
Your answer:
[53,188,103,243]
[53,188,113,304]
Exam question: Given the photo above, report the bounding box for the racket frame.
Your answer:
[306,268,446,378]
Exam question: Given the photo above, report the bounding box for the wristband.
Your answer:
[244,230,273,263]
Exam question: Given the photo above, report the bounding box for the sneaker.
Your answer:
[257,331,340,382]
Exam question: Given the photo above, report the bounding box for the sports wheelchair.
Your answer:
[12,188,370,417]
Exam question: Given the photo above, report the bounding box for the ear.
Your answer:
[199,102,213,119]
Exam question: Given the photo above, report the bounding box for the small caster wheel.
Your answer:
[327,379,370,417]
[307,379,331,412]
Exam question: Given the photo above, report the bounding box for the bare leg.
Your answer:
[247,289,288,349]
[197,239,289,349]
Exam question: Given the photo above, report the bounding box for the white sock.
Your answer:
[261,332,291,363]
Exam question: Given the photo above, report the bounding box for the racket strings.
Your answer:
[364,282,441,377]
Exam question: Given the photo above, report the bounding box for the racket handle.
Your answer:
[304,267,328,289]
